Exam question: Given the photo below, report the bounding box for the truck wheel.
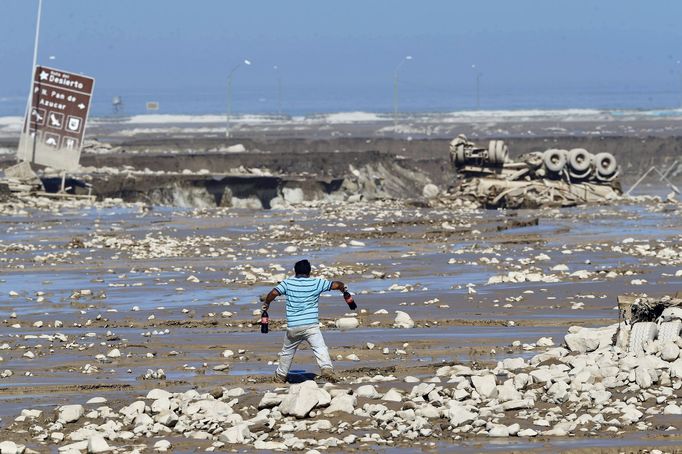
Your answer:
[594,152,617,176]
[628,322,658,354]
[658,320,682,342]
[543,149,567,173]
[494,140,508,164]
[568,148,592,172]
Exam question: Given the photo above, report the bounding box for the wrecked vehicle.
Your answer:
[618,293,682,354]
[449,135,622,208]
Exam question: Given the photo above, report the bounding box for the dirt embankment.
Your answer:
[76,135,682,183]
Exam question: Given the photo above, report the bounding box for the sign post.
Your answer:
[17,66,95,173]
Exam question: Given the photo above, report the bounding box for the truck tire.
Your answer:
[568,148,592,172]
[629,322,658,354]
[658,320,682,343]
[494,140,509,164]
[488,140,499,164]
[594,152,617,176]
[543,149,567,173]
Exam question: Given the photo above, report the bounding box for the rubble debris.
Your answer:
[447,135,622,208]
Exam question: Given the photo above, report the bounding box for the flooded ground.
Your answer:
[0,191,680,451]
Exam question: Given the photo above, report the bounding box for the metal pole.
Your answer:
[660,160,679,181]
[60,171,66,193]
[392,56,411,131]
[625,166,656,196]
[277,74,282,117]
[226,74,233,138]
[23,0,43,164]
[653,167,681,194]
[393,70,399,130]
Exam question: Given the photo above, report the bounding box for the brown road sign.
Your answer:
[17,66,95,171]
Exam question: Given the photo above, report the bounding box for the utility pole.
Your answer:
[226,59,251,138]
[274,65,282,116]
[24,0,43,139]
[472,64,482,110]
[393,55,412,130]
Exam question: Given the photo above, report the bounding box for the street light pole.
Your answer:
[23,0,43,137]
[274,65,282,116]
[472,64,482,110]
[393,55,412,130]
[226,59,251,138]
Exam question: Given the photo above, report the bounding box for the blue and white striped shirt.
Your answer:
[275,277,333,327]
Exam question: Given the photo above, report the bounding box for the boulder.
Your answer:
[58,404,84,424]
[87,436,110,453]
[471,375,497,399]
[0,441,24,454]
[356,385,381,399]
[279,381,329,418]
[661,342,680,361]
[447,407,477,426]
[335,317,359,330]
[323,394,356,414]
[422,184,440,199]
[219,424,251,444]
[564,325,617,353]
[393,311,414,329]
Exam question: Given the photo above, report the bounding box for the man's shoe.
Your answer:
[320,368,338,383]
[274,372,288,384]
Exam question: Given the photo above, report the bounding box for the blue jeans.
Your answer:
[276,324,333,376]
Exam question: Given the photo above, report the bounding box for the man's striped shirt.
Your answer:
[275,277,333,327]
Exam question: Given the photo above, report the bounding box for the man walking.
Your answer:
[261,259,355,383]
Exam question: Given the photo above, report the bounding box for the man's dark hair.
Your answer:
[294,259,311,276]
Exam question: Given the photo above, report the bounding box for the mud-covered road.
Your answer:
[0,192,681,452]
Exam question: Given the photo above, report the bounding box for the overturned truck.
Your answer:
[449,135,622,208]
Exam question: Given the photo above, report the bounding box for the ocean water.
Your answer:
[1,83,682,118]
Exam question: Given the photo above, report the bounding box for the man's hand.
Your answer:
[330,281,345,292]
[262,288,281,312]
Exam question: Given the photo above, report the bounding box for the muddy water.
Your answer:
[0,197,680,451]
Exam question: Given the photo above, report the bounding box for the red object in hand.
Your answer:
[260,310,269,334]
[344,291,357,310]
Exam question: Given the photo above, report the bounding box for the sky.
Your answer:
[2,0,682,115]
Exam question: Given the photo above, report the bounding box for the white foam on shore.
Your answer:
[2,108,682,138]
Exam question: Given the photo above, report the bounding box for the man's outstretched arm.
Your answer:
[262,288,281,312]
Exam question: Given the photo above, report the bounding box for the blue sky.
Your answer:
[2,1,682,115]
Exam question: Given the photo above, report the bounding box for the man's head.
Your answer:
[294,259,311,276]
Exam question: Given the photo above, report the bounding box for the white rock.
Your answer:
[219,423,251,443]
[58,404,84,423]
[447,407,477,426]
[335,317,359,330]
[488,424,509,437]
[356,385,381,399]
[471,375,498,399]
[153,440,172,451]
[279,381,329,418]
[0,441,24,454]
[518,428,538,437]
[146,389,172,400]
[382,388,403,402]
[393,311,414,329]
[87,435,110,453]
[662,342,680,362]
[106,348,121,359]
[324,394,356,414]
[664,403,682,415]
[502,357,526,371]
[422,184,440,199]
[536,337,554,347]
